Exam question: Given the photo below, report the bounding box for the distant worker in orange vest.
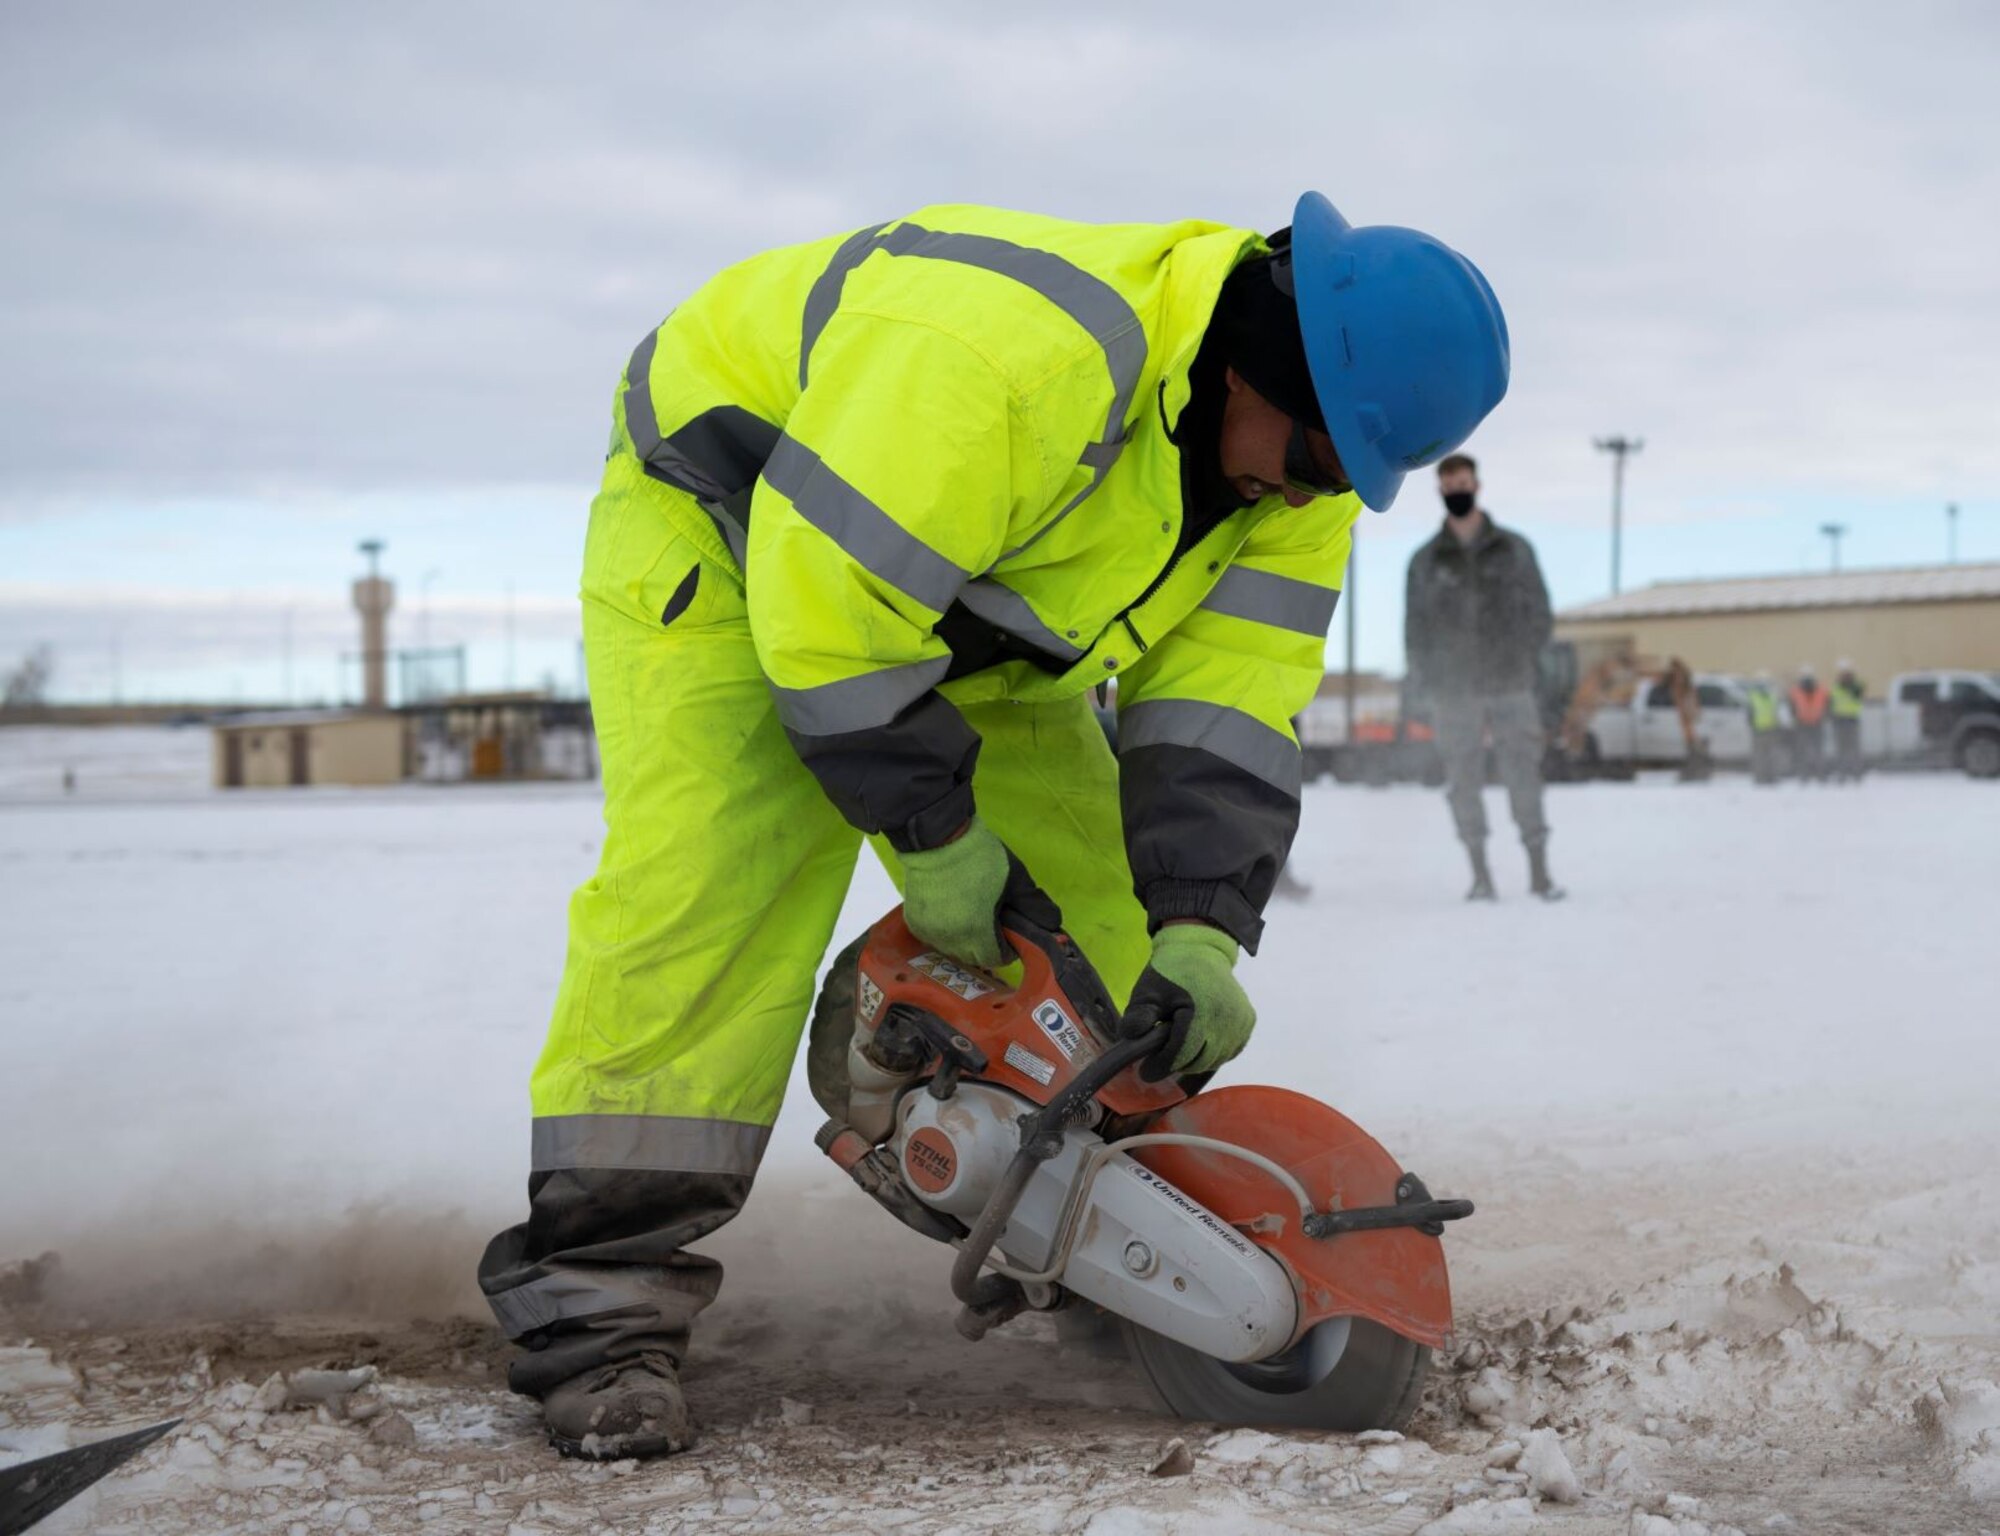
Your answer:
[1789,664,1831,783]
[1830,660,1866,782]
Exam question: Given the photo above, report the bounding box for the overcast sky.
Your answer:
[4,0,1997,701]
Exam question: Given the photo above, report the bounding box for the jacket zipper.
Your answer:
[1110,550,1183,657]
[1096,346,1249,667]
[1111,518,1235,658]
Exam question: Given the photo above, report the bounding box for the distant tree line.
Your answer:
[3,645,55,709]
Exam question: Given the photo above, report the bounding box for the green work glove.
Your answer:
[901,816,1059,972]
[1119,922,1255,1081]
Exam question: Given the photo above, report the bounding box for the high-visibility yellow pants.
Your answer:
[479,471,1149,1395]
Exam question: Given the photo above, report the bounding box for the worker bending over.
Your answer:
[478,196,1509,1458]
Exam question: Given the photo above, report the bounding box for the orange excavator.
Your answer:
[1555,652,1713,779]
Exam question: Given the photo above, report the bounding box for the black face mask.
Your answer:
[1443,490,1477,518]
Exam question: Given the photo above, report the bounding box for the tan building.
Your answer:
[1555,563,2000,682]
[212,696,598,789]
[213,711,408,788]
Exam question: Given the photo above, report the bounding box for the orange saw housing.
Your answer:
[851,911,1456,1351]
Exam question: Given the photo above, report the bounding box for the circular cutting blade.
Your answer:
[1221,1316,1352,1395]
[1121,1314,1429,1431]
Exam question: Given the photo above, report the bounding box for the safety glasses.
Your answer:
[1284,418,1351,499]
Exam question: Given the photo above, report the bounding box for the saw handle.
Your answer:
[949,1022,1167,1322]
[1301,1172,1476,1240]
[994,905,1125,1044]
[1017,1023,1164,1154]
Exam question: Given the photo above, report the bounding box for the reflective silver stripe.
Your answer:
[762,436,968,612]
[794,220,1147,554]
[800,221,889,387]
[621,329,775,566]
[1199,566,1342,637]
[957,578,1086,661]
[771,656,951,737]
[488,1265,688,1339]
[621,327,664,459]
[1118,699,1302,797]
[708,499,748,566]
[531,1114,771,1176]
[878,223,1145,551]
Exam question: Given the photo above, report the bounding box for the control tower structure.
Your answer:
[353,539,394,709]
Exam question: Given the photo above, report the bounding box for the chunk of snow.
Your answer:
[1519,1428,1581,1504]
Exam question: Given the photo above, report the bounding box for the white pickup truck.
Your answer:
[1578,673,1756,770]
[1581,669,2000,778]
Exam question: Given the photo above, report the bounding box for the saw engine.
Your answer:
[811,909,1474,1430]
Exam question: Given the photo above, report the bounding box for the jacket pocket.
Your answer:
[659,565,700,628]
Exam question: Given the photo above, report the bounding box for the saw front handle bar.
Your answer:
[948,1024,1162,1322]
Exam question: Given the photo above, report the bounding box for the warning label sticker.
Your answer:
[855,971,884,1027]
[909,952,997,1001]
[1004,1041,1056,1086]
[1031,999,1086,1059]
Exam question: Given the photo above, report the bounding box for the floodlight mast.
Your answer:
[1593,436,1644,595]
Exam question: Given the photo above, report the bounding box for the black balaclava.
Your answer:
[1208,243,1324,434]
[1177,242,1321,529]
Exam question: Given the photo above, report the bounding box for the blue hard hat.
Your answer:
[1290,192,1510,512]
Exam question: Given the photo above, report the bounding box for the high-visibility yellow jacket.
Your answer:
[1747,686,1782,733]
[611,205,1361,947]
[1831,676,1865,718]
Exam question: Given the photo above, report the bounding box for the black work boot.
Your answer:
[1465,843,1496,902]
[542,1352,693,1460]
[1527,843,1566,903]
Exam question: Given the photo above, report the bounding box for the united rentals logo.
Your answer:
[1031,999,1085,1059]
[904,1127,958,1194]
[1129,1165,1254,1255]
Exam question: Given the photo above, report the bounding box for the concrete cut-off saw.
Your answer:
[807,907,1473,1430]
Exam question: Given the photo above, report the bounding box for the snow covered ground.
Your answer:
[2,726,1997,1534]
[0,724,211,802]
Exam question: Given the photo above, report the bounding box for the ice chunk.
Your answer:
[1519,1427,1581,1504]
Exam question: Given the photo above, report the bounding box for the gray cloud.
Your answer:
[2,0,1996,529]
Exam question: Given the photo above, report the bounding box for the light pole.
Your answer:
[1593,436,1643,595]
[1947,502,1959,565]
[1819,522,1847,572]
[420,569,441,653]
